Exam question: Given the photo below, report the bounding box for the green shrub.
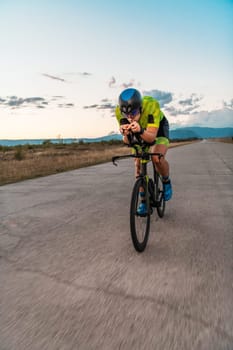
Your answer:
[42,140,53,147]
[0,145,10,152]
[14,148,24,160]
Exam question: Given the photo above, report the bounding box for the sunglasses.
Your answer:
[122,108,140,118]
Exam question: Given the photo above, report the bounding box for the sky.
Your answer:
[0,0,232,140]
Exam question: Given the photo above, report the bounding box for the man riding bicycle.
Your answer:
[115,88,172,215]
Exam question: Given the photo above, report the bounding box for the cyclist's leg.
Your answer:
[132,147,148,214]
[151,137,173,201]
[152,116,172,201]
[151,115,170,176]
[134,158,141,177]
[151,138,169,177]
[134,158,147,213]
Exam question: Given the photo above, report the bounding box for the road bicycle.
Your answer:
[112,135,166,252]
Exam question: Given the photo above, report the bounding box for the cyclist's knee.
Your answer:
[152,155,163,165]
[152,144,167,165]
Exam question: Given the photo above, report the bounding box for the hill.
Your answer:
[170,127,233,140]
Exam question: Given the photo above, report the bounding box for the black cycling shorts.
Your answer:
[157,115,169,139]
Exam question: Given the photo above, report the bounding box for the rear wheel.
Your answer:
[156,174,166,218]
[130,178,150,252]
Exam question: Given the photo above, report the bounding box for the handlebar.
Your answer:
[112,151,164,166]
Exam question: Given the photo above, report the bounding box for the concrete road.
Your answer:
[0,141,233,350]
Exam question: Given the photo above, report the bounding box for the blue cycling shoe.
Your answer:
[163,180,173,201]
[137,202,147,215]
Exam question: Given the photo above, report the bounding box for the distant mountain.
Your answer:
[0,135,123,147]
[170,127,233,140]
[0,127,232,147]
[77,134,122,143]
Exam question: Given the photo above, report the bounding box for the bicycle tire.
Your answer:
[130,178,150,252]
[156,173,166,218]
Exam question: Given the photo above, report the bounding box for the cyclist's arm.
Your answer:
[130,120,158,143]
[139,99,162,143]
[140,126,158,144]
[122,134,131,144]
[115,106,131,144]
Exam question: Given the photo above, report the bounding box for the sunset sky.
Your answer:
[0,0,232,139]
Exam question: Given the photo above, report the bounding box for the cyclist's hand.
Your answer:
[130,121,141,133]
[120,125,131,135]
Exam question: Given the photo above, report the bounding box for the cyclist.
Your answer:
[115,88,173,215]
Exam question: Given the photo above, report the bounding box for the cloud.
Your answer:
[58,103,75,108]
[42,73,66,82]
[97,103,115,110]
[177,94,202,113]
[179,99,192,106]
[168,106,233,129]
[107,76,141,89]
[163,93,203,116]
[142,89,173,107]
[0,96,46,108]
[188,108,233,128]
[179,94,202,106]
[164,106,182,116]
[0,95,75,110]
[83,99,115,118]
[121,80,135,88]
[63,72,92,77]
[108,76,116,87]
[23,97,45,104]
[164,105,199,116]
[8,97,24,106]
[223,99,233,109]
[83,101,115,111]
[80,72,92,76]
[83,104,99,109]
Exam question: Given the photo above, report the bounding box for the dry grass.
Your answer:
[0,143,129,185]
[208,137,233,144]
[0,140,196,186]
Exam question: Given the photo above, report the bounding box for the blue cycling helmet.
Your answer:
[118,88,142,114]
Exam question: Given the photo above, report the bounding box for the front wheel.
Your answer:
[130,178,150,252]
[156,174,166,218]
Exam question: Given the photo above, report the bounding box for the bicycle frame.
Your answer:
[112,143,163,202]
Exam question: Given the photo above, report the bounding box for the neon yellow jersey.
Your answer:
[115,96,164,129]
